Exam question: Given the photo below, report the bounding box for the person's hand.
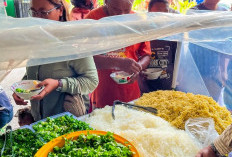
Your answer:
[118,58,142,75]
[195,146,217,157]
[31,79,59,100]
[128,72,140,84]
[140,69,148,80]
[12,93,28,105]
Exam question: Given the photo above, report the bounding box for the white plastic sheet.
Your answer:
[0,11,232,71]
[1,10,232,109]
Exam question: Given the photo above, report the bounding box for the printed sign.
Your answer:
[141,40,177,92]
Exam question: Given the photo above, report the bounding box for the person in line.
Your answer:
[70,0,97,21]
[0,85,13,128]
[13,0,99,122]
[138,0,179,94]
[148,0,178,13]
[191,0,228,11]
[85,0,151,109]
[195,124,232,157]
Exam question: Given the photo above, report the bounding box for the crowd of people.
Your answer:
[1,0,232,156]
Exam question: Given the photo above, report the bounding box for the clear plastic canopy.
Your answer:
[0,10,232,108]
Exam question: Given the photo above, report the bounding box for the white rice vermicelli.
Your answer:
[84,106,200,157]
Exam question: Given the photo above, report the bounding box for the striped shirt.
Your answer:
[214,124,232,155]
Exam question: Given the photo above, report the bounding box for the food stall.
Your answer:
[0,8,232,157]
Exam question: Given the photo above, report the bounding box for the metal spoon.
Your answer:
[112,100,158,120]
[29,86,43,92]
[1,126,13,157]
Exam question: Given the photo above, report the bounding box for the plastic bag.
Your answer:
[185,118,219,148]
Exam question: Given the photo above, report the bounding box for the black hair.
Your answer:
[71,0,93,10]
[148,0,169,11]
[18,108,34,120]
[47,0,67,21]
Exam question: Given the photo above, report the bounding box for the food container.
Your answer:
[110,71,133,84]
[35,130,139,157]
[11,80,44,100]
[142,68,163,80]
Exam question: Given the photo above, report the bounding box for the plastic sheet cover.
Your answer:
[0,11,232,109]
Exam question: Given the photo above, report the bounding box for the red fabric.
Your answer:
[70,8,91,21]
[4,1,7,7]
[86,7,151,108]
[85,6,106,20]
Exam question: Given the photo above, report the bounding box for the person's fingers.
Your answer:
[128,73,139,84]
[195,152,202,157]
[12,93,28,105]
[13,93,20,101]
[31,89,48,100]
[18,101,28,105]
[130,63,141,74]
[132,66,140,73]
[36,81,46,88]
[14,98,28,105]
[136,62,142,71]
[119,58,141,74]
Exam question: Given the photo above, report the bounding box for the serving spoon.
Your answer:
[112,100,158,120]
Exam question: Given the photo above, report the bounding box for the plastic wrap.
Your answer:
[185,118,219,148]
[0,11,232,71]
[1,11,232,109]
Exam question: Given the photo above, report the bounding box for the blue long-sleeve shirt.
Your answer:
[0,85,13,112]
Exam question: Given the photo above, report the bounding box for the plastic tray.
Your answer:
[29,112,80,127]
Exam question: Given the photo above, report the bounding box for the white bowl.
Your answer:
[11,80,44,100]
[143,68,163,80]
[110,71,133,84]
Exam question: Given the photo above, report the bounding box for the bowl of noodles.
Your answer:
[11,80,44,100]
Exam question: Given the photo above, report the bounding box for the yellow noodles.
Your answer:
[135,90,232,134]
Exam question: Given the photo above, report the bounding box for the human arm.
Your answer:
[129,41,151,83]
[60,56,99,95]
[137,41,151,70]
[195,124,232,157]
[128,55,150,83]
[93,55,142,74]
[214,124,232,156]
[32,57,99,100]
[195,145,218,157]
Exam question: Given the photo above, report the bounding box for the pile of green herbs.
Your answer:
[33,115,92,142]
[48,132,134,157]
[0,128,44,157]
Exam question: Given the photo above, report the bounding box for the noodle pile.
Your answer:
[84,106,199,157]
[135,90,232,134]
